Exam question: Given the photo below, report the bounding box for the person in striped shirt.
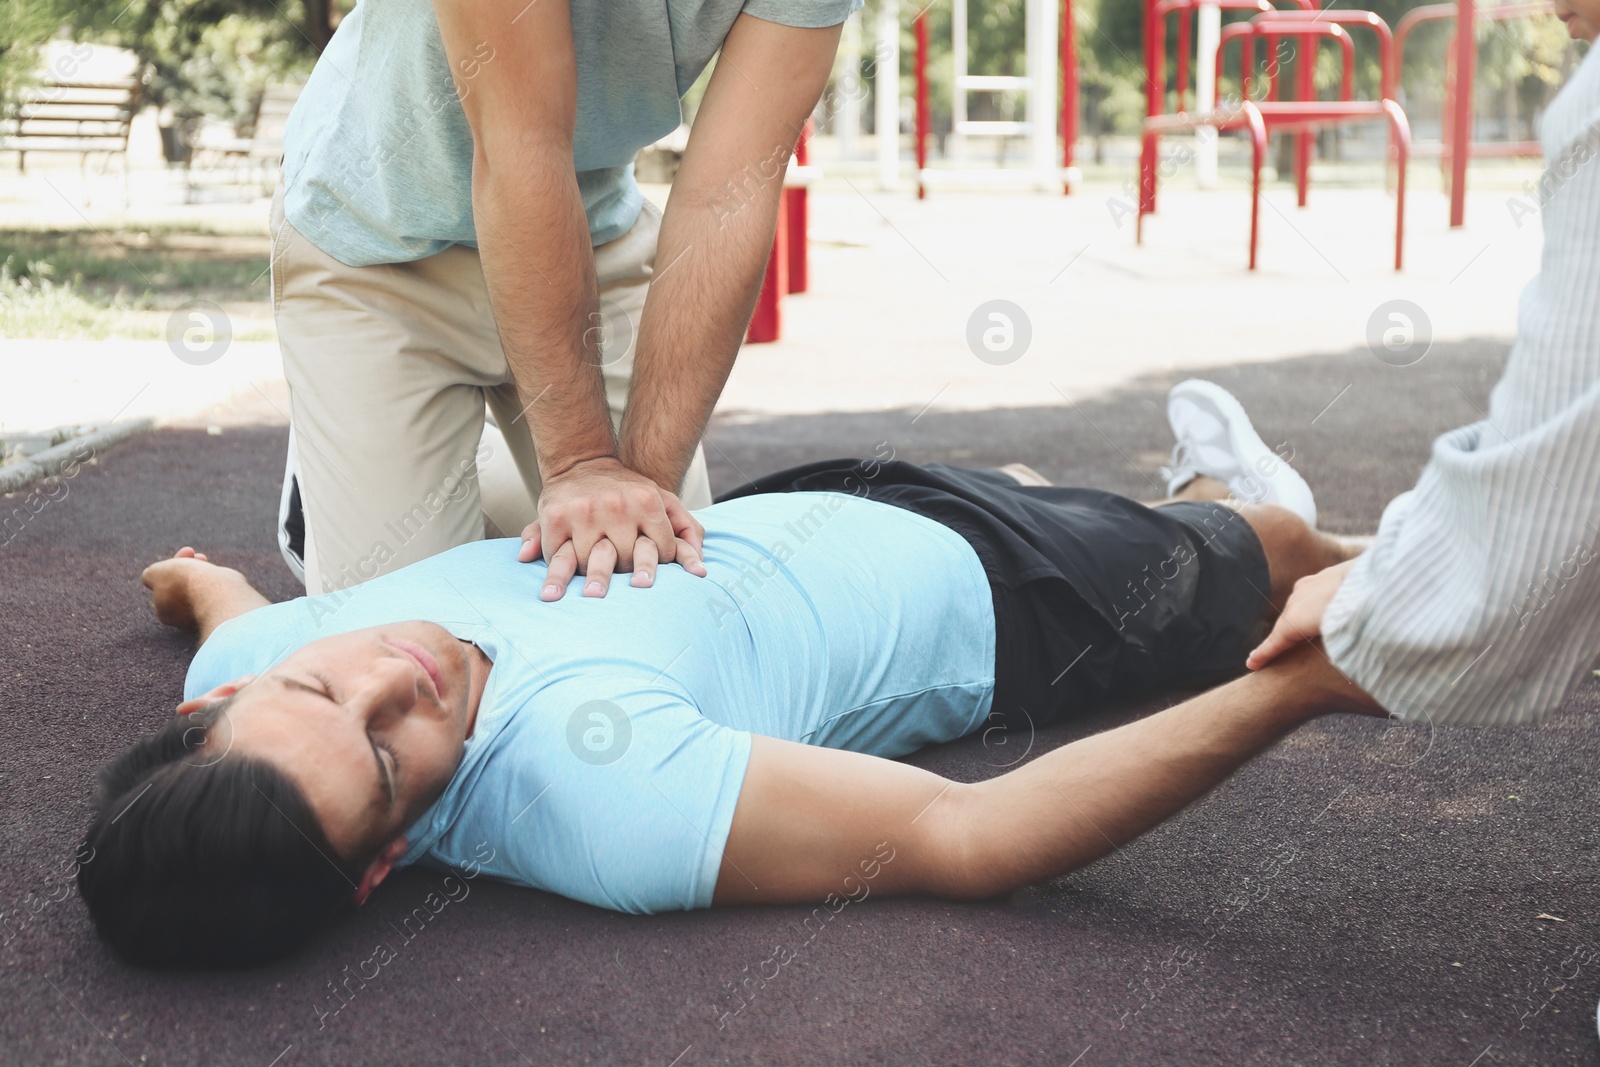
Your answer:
[1245,9,1600,727]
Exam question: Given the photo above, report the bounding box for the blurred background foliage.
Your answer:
[0,0,1584,145]
[4,0,340,128]
[854,0,1579,151]
[0,0,70,111]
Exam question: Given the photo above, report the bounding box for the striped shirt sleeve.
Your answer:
[1321,46,1600,727]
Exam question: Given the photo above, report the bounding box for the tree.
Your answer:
[66,0,338,127]
[0,0,72,110]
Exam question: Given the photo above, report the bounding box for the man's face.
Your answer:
[203,622,479,861]
[1554,0,1600,41]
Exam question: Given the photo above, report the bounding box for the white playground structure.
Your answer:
[824,0,1240,195]
[824,0,1084,193]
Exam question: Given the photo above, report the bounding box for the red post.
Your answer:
[1178,10,1191,112]
[785,120,810,293]
[1264,33,1276,99]
[1449,0,1474,227]
[746,193,788,344]
[1249,116,1263,270]
[915,10,930,199]
[1294,32,1312,207]
[1388,101,1409,270]
[1139,0,1161,214]
[1060,0,1077,192]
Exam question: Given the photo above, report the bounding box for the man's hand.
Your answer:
[517,458,707,600]
[1247,559,1357,670]
[142,547,268,643]
[142,547,221,631]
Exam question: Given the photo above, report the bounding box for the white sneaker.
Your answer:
[1161,379,1318,527]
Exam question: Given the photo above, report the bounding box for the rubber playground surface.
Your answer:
[4,340,1599,1066]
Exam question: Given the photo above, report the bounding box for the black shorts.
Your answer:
[719,459,1272,731]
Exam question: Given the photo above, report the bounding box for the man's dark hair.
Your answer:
[77,700,363,969]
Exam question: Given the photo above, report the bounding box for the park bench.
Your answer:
[0,73,144,200]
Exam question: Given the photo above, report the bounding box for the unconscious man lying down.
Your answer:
[78,381,1379,968]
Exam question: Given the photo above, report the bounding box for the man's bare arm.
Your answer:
[619,14,842,491]
[713,646,1380,906]
[431,0,687,594]
[433,0,611,482]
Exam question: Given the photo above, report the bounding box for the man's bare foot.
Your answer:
[141,548,233,631]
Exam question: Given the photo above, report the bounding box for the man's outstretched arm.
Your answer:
[142,548,269,645]
[713,646,1380,906]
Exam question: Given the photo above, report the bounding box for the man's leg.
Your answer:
[277,194,717,596]
[273,198,508,595]
[1157,475,1364,613]
[974,465,1356,715]
[1002,463,1365,615]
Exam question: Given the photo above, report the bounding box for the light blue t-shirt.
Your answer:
[283,0,861,266]
[186,494,995,913]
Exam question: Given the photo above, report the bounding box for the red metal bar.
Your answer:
[1393,2,1456,89]
[1145,0,1401,270]
[1414,139,1539,158]
[1140,0,1162,213]
[1246,102,1265,269]
[1449,0,1474,227]
[1138,102,1268,267]
[1262,11,1394,96]
[1214,12,1408,268]
[746,191,788,344]
[1267,32,1281,100]
[1397,0,1454,192]
[1218,22,1257,101]
[915,10,929,200]
[785,120,810,294]
[1062,0,1078,192]
[1394,4,1546,93]
[1178,9,1192,111]
[1246,99,1404,121]
[1154,0,1296,20]
[1251,21,1356,96]
[1393,1,1549,224]
[1383,98,1410,269]
[1294,32,1311,205]
[1145,0,1287,184]
[783,186,807,292]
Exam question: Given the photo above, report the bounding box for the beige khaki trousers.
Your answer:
[270,194,713,595]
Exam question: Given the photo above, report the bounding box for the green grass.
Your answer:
[0,260,149,339]
[0,229,272,340]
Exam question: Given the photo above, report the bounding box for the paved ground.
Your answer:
[5,337,1600,1067]
[0,177,1541,437]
